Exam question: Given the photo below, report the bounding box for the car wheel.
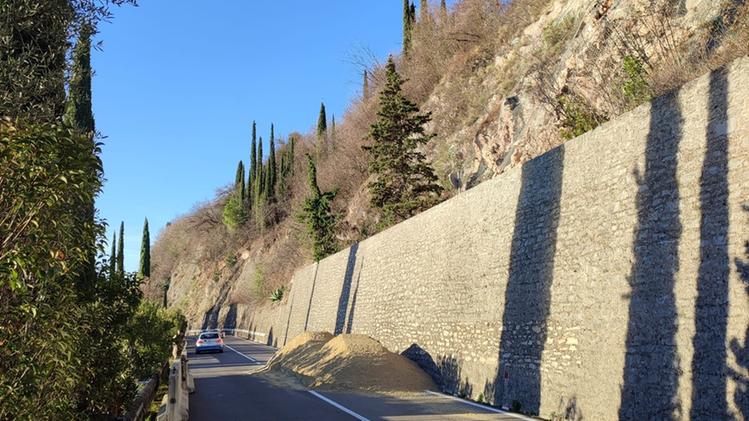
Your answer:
[220,349,224,353]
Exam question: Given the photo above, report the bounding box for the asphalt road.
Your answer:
[187,335,533,421]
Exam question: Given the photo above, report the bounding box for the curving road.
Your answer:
[186,335,534,421]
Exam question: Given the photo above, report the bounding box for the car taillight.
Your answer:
[196,339,204,345]
[217,338,223,344]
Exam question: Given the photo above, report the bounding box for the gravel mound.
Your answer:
[266,332,436,393]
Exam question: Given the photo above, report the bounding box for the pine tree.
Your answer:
[117,221,124,275]
[300,154,338,261]
[366,57,442,224]
[317,102,327,139]
[363,70,370,100]
[235,160,245,202]
[403,0,413,55]
[139,218,150,278]
[109,232,117,279]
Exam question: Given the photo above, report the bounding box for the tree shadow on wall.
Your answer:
[223,303,237,330]
[201,305,219,330]
[335,243,358,335]
[492,145,565,416]
[267,327,275,347]
[731,204,749,419]
[690,67,731,420]
[619,90,683,420]
[400,345,472,398]
[550,396,583,421]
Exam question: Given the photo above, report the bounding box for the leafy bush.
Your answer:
[543,15,577,57]
[621,55,652,106]
[557,91,607,140]
[270,286,285,302]
[126,301,185,379]
[222,192,247,232]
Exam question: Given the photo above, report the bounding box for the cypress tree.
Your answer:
[109,232,117,279]
[64,22,97,295]
[440,0,447,19]
[403,0,413,55]
[420,0,429,23]
[116,221,124,275]
[64,22,95,134]
[257,139,265,199]
[139,218,150,278]
[363,70,370,100]
[289,136,295,176]
[269,125,277,196]
[366,57,442,224]
[300,154,338,261]
[265,159,273,199]
[235,160,245,202]
[317,102,327,139]
[249,121,257,202]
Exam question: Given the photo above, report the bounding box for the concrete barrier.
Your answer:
[156,353,194,421]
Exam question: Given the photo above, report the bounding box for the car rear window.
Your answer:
[200,333,219,339]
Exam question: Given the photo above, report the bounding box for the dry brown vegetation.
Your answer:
[148,0,749,314]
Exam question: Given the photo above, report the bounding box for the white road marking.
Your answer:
[308,391,371,421]
[223,344,259,363]
[424,391,535,420]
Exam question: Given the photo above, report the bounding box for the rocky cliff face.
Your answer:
[148,0,746,329]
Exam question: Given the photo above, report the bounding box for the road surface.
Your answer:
[187,335,533,421]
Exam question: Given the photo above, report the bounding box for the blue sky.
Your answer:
[93,1,421,272]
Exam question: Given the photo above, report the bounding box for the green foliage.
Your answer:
[366,57,442,225]
[63,23,95,134]
[224,253,237,267]
[557,91,606,140]
[403,0,415,55]
[109,232,117,279]
[117,221,125,275]
[222,192,247,232]
[299,155,339,261]
[248,121,257,204]
[235,160,245,202]
[125,301,184,380]
[267,126,276,200]
[270,286,285,302]
[621,55,652,106]
[317,103,327,139]
[253,265,266,297]
[139,218,150,278]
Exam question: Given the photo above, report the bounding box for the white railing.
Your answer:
[156,351,194,421]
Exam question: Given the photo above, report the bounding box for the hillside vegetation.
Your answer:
[146,0,749,326]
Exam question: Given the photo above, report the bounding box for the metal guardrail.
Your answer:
[185,328,266,338]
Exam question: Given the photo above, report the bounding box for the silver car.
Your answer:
[195,331,224,354]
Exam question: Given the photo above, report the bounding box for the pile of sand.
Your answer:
[265,332,436,393]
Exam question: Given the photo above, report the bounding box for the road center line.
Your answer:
[308,391,370,421]
[223,343,259,363]
[424,390,535,420]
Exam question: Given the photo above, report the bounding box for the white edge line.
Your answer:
[223,344,259,363]
[308,390,371,421]
[424,390,535,420]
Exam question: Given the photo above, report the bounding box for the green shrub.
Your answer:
[270,286,285,302]
[621,55,652,106]
[222,192,247,232]
[557,92,607,140]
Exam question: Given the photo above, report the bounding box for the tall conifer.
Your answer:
[317,103,327,139]
[116,222,124,275]
[249,121,257,201]
[268,126,277,198]
[109,232,116,279]
[366,57,442,223]
[235,160,245,202]
[139,218,150,278]
[363,70,370,100]
[300,154,338,261]
[403,0,413,55]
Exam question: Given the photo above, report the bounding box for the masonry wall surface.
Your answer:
[239,59,749,420]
